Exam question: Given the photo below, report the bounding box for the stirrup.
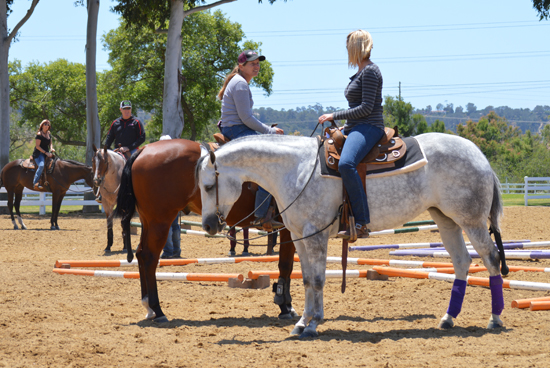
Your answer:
[251,218,284,231]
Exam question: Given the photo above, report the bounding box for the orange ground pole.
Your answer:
[511,296,550,309]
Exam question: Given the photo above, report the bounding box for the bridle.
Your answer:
[213,161,226,226]
[93,149,120,195]
[208,139,338,244]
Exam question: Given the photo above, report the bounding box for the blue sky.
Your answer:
[8,0,550,114]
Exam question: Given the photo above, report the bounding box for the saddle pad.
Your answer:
[319,136,427,179]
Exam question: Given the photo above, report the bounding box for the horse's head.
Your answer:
[92,144,110,188]
[197,147,243,235]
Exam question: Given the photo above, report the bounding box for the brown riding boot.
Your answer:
[251,217,284,231]
[337,223,370,242]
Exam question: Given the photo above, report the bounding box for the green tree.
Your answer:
[383,95,417,136]
[430,119,446,133]
[1,0,40,169]
[415,119,429,135]
[112,0,285,140]
[533,0,550,20]
[102,11,274,141]
[9,59,90,160]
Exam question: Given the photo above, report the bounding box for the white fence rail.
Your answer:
[0,180,102,215]
[524,177,550,206]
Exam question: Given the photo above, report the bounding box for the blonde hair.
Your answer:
[217,62,247,101]
[37,119,51,134]
[346,30,373,68]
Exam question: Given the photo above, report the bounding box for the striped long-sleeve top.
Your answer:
[333,63,384,131]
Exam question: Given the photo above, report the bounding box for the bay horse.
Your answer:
[114,139,297,322]
[91,145,126,253]
[0,158,94,230]
[197,133,508,338]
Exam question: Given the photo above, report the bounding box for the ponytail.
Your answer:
[217,63,246,101]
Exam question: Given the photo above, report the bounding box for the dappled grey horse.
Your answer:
[197,133,507,339]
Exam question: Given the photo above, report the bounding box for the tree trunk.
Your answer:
[0,0,11,170]
[162,0,185,139]
[0,0,39,213]
[85,0,101,166]
[84,0,101,213]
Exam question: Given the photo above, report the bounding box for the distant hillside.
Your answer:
[253,104,550,135]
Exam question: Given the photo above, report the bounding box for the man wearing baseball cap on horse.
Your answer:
[96,100,145,203]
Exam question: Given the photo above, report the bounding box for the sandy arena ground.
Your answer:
[1,206,550,367]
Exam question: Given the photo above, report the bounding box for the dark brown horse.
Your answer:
[0,158,94,230]
[115,139,296,322]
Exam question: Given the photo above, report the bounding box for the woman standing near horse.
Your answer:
[217,50,285,229]
[32,119,55,190]
[318,30,385,241]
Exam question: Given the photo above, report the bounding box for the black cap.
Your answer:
[120,100,132,109]
[238,50,265,63]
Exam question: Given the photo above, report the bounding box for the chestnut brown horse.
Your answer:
[0,158,94,230]
[114,139,297,322]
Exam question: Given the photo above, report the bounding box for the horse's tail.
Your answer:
[0,166,3,189]
[114,149,143,263]
[489,171,508,276]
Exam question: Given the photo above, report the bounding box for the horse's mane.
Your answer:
[194,144,210,187]
[62,159,91,168]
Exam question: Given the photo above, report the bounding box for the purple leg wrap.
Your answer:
[447,279,467,318]
[490,275,504,315]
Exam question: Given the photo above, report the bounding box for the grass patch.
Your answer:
[501,193,550,207]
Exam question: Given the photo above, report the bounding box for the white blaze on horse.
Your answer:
[197,133,507,338]
[92,144,126,253]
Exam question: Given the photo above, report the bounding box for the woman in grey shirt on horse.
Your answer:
[217,50,284,230]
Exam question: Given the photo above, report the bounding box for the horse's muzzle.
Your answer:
[202,213,225,235]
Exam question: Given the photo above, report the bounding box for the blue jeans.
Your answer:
[339,124,385,225]
[161,215,181,258]
[221,124,272,219]
[33,153,46,185]
[221,124,257,140]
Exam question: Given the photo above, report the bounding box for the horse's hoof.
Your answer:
[299,327,319,339]
[21,226,27,230]
[289,308,299,318]
[104,249,112,254]
[228,251,236,256]
[55,226,60,230]
[13,225,18,230]
[241,251,249,256]
[154,315,169,323]
[278,313,293,320]
[439,320,454,329]
[487,315,504,329]
[290,325,305,336]
[50,226,57,230]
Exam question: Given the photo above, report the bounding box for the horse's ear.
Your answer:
[92,144,97,152]
[103,144,108,152]
[208,151,216,165]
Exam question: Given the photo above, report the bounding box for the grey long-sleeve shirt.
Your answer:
[333,63,385,131]
[219,74,276,134]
